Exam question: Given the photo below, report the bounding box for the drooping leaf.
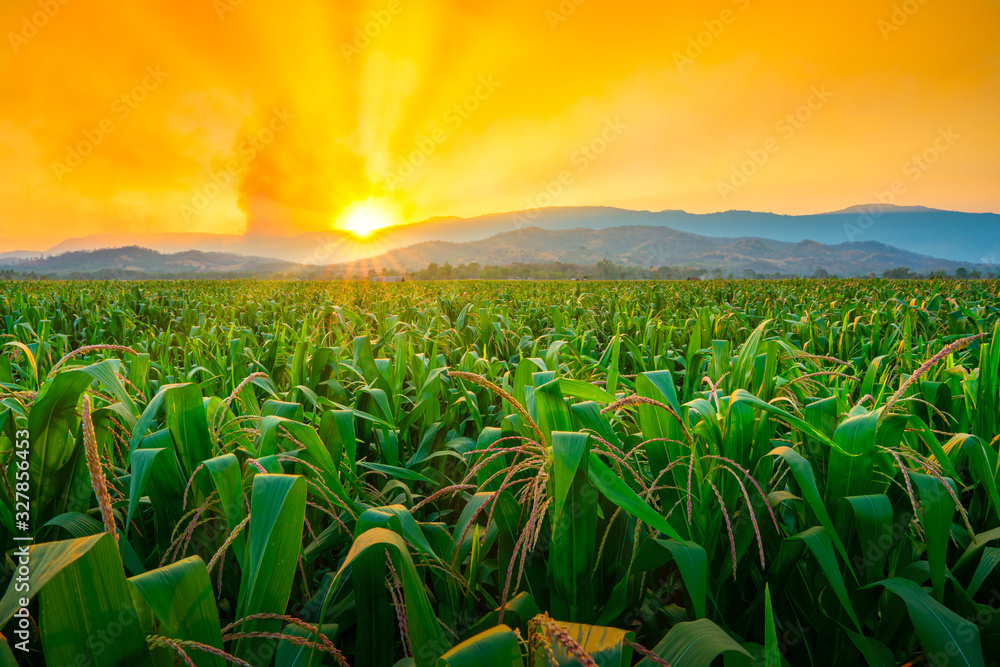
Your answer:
[587,453,684,542]
[319,527,449,667]
[549,431,597,623]
[636,619,749,667]
[234,474,307,666]
[0,534,151,666]
[865,578,985,667]
[439,625,524,667]
[128,556,225,667]
[536,619,634,667]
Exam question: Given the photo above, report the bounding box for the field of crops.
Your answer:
[2,279,1000,667]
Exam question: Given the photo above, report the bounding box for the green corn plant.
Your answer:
[1,278,1000,666]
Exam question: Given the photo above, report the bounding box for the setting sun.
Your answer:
[335,198,401,239]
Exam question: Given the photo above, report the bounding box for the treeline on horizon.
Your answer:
[325,259,995,282]
[1,260,994,282]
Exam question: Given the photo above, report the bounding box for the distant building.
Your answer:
[370,275,405,283]
[686,276,702,281]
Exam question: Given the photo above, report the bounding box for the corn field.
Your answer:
[3,279,1000,666]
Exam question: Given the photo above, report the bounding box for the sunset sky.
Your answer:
[1,0,998,250]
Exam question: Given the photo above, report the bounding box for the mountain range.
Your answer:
[10,205,998,268]
[334,225,979,276]
[9,247,297,278]
[10,216,993,279]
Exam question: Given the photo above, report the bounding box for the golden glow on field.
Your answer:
[336,198,401,238]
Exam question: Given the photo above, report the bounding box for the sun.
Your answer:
[336,198,401,239]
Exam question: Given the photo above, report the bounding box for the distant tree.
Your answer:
[742,269,757,279]
[969,269,982,279]
[675,267,698,280]
[883,266,913,279]
[813,268,830,279]
[955,267,969,279]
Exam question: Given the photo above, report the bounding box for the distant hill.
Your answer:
[16,225,993,280]
[41,205,1000,265]
[343,225,984,277]
[0,250,45,265]
[16,246,298,278]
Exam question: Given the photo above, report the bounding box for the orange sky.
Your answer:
[1,0,998,250]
